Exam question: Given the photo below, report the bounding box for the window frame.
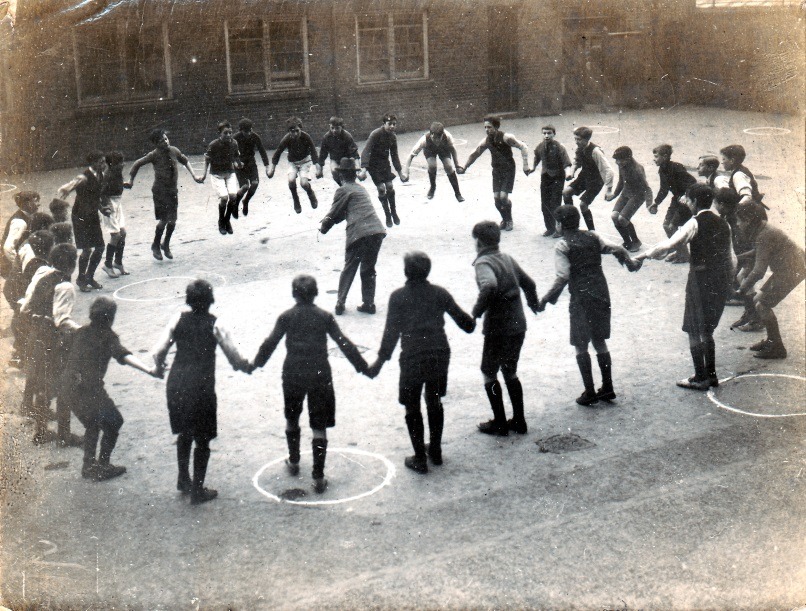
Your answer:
[355,11,429,84]
[224,17,310,95]
[73,20,173,107]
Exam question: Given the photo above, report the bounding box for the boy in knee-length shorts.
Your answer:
[361,113,407,228]
[606,146,652,253]
[267,116,322,213]
[562,126,614,231]
[202,121,243,235]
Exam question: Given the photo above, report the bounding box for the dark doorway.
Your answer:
[487,5,519,113]
[562,16,621,110]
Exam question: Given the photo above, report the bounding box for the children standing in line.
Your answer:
[366,252,475,473]
[638,184,733,390]
[318,116,361,185]
[470,221,538,436]
[458,115,530,231]
[562,126,614,231]
[402,122,464,202]
[101,151,128,277]
[267,116,322,213]
[60,296,160,481]
[537,206,641,406]
[651,144,697,263]
[605,146,653,252]
[249,275,368,494]
[735,203,806,360]
[202,121,243,235]
[57,151,107,292]
[126,129,203,260]
[233,117,270,217]
[530,125,572,237]
[152,280,251,503]
[361,113,406,228]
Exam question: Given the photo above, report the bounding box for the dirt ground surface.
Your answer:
[1,106,805,610]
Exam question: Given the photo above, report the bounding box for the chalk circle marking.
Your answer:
[0,183,17,195]
[742,127,791,136]
[593,126,620,135]
[113,272,227,303]
[708,373,806,418]
[253,447,396,506]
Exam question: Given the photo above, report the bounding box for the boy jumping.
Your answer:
[267,116,322,213]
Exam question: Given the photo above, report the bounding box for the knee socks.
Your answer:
[505,377,524,423]
[86,247,103,281]
[425,398,444,454]
[596,352,613,390]
[689,342,707,380]
[484,380,507,425]
[163,222,175,247]
[581,209,595,230]
[428,168,437,190]
[105,243,116,266]
[703,336,717,380]
[387,189,397,216]
[193,441,211,490]
[289,183,300,207]
[77,250,90,281]
[765,313,782,346]
[576,353,595,393]
[404,410,427,460]
[114,236,125,265]
[154,223,166,247]
[626,222,640,245]
[311,438,328,480]
[447,172,462,197]
[286,429,301,464]
[177,433,192,489]
[98,428,119,465]
[302,184,317,206]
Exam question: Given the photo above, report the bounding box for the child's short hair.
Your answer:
[217,120,232,133]
[483,115,501,129]
[149,128,167,145]
[329,116,344,127]
[49,243,77,273]
[238,117,253,131]
[86,150,105,165]
[14,191,40,209]
[685,183,714,210]
[472,221,501,246]
[653,144,673,157]
[713,187,740,212]
[573,126,593,140]
[612,146,633,161]
[403,251,431,281]
[382,113,397,124]
[286,116,303,130]
[554,205,581,230]
[736,201,768,225]
[89,296,117,326]
[429,121,444,135]
[50,222,73,244]
[29,212,54,232]
[698,154,720,170]
[105,151,124,166]
[186,279,214,312]
[28,230,55,258]
[49,197,69,216]
[542,125,556,134]
[719,144,746,164]
[292,274,318,303]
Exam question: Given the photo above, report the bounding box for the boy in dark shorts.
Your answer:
[267,116,322,213]
[537,206,641,405]
[639,184,733,390]
[366,252,475,473]
[458,115,530,231]
[651,144,696,263]
[318,116,361,185]
[126,129,202,259]
[361,113,406,227]
[605,146,653,252]
[60,296,159,480]
[202,121,243,235]
[402,122,464,202]
[471,221,538,436]
[530,125,572,237]
[233,117,269,217]
[562,126,614,231]
[249,275,368,493]
[736,202,806,360]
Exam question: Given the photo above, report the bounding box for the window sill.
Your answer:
[226,89,313,104]
[356,79,433,93]
[74,98,178,116]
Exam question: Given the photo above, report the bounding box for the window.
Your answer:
[696,0,798,6]
[73,21,172,106]
[356,12,428,83]
[225,19,309,93]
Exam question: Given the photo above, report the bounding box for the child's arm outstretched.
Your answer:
[150,310,181,377]
[250,316,288,371]
[596,232,642,272]
[326,316,368,375]
[122,353,162,378]
[443,290,476,334]
[637,216,698,262]
[213,319,252,373]
[537,244,569,311]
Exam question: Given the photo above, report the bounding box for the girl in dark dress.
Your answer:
[538,206,641,405]
[152,280,251,504]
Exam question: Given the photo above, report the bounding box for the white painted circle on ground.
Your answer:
[253,447,396,506]
[593,126,620,134]
[742,127,791,136]
[708,373,806,418]
[113,272,227,303]
[0,183,17,194]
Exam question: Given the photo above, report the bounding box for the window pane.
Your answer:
[76,24,124,100]
[393,13,424,79]
[357,16,390,82]
[269,21,304,89]
[228,22,266,92]
[123,23,167,99]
